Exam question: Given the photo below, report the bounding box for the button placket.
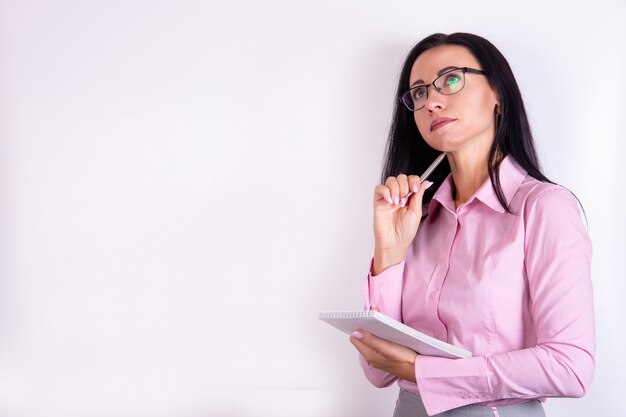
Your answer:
[425,214,457,342]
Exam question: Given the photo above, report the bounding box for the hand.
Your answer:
[372,175,433,274]
[350,329,417,383]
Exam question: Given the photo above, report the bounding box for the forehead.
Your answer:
[409,45,481,84]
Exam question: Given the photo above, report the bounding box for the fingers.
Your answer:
[374,184,393,205]
[396,174,410,205]
[376,175,435,208]
[350,330,380,367]
[350,330,418,377]
[350,329,391,363]
[379,175,411,207]
[384,176,401,206]
[407,180,434,212]
[351,329,383,351]
[407,175,420,193]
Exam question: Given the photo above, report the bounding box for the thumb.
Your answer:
[407,181,433,213]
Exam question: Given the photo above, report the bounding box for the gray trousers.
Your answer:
[393,390,546,417]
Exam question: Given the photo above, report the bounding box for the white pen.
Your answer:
[405,152,447,199]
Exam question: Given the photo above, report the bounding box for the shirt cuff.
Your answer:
[415,355,492,415]
[362,258,405,320]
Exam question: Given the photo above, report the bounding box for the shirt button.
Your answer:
[429,291,437,299]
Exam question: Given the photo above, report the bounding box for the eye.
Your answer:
[444,73,462,87]
[412,86,428,100]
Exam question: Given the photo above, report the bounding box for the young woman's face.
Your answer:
[409,45,499,154]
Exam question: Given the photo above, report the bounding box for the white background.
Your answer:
[0,1,624,416]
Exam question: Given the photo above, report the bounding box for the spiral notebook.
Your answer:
[319,310,471,359]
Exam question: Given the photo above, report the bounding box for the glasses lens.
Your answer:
[401,91,414,111]
[435,69,465,95]
[403,86,428,111]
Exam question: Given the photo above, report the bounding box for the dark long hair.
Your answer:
[382,33,552,212]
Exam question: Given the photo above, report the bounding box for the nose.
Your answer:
[424,87,447,112]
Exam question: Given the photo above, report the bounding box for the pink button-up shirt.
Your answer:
[360,156,595,415]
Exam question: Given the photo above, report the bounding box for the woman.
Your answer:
[349,33,594,417]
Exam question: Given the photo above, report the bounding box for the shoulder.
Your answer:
[515,177,580,215]
[513,177,587,240]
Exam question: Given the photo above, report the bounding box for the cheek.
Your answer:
[472,99,496,126]
[458,91,495,128]
[413,113,430,138]
[473,89,497,118]
[413,114,440,149]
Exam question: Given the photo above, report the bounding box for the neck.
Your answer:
[447,150,491,207]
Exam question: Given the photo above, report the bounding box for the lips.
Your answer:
[430,117,456,132]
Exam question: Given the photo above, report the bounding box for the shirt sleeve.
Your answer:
[356,259,406,388]
[414,187,595,416]
[362,258,406,320]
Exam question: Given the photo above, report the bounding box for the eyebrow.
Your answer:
[410,66,458,88]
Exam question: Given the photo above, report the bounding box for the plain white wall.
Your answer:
[0,1,624,416]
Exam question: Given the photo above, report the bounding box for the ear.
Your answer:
[493,92,501,113]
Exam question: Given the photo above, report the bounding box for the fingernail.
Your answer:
[351,331,364,340]
[386,196,393,205]
[411,184,418,192]
[425,181,434,189]
[400,198,406,207]
[393,196,399,205]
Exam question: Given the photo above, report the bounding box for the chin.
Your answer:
[424,137,460,153]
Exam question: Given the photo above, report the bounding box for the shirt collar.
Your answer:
[427,155,528,218]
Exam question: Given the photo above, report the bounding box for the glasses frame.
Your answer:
[400,67,486,111]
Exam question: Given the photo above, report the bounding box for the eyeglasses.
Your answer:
[400,67,486,111]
